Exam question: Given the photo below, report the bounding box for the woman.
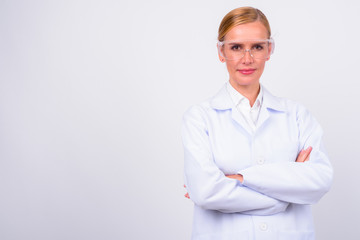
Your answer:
[182,7,333,240]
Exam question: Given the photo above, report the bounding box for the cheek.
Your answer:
[225,61,239,72]
[255,61,266,73]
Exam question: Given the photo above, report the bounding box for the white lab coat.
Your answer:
[182,84,333,240]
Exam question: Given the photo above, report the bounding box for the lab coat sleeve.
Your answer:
[239,105,333,205]
[182,105,289,214]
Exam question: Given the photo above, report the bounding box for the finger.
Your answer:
[304,146,312,161]
[302,150,310,160]
[303,147,312,159]
[304,146,312,153]
[226,175,239,180]
[298,146,312,162]
[307,146,313,153]
[296,150,306,162]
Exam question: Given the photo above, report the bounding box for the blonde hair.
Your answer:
[218,7,271,42]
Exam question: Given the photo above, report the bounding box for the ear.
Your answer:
[217,43,225,63]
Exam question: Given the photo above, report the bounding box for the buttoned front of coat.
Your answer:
[182,84,333,240]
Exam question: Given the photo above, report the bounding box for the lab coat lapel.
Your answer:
[210,84,253,135]
[210,84,286,134]
[209,84,233,110]
[257,87,287,130]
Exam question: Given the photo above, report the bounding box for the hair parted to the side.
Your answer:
[218,7,271,42]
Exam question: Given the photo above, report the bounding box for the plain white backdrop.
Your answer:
[0,0,359,239]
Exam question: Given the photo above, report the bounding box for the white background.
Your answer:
[0,0,359,239]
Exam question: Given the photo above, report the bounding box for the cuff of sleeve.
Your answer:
[238,169,252,188]
[238,167,266,192]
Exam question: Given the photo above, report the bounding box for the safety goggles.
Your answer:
[217,38,275,61]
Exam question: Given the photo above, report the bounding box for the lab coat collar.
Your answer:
[210,83,286,112]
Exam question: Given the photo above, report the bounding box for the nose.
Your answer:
[241,49,254,64]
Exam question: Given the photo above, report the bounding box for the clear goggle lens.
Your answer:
[218,39,274,60]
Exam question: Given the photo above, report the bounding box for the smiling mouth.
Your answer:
[238,69,256,75]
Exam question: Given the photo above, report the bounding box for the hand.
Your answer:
[296,146,312,163]
[226,174,243,183]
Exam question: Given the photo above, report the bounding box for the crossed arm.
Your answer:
[225,146,312,183]
[184,146,312,198]
[182,105,332,214]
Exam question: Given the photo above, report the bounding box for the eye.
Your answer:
[252,44,264,51]
[230,44,242,51]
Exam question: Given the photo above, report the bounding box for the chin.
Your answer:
[231,78,259,87]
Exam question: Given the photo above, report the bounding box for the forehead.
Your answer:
[224,21,269,41]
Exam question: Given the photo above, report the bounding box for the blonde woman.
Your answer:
[182,7,333,240]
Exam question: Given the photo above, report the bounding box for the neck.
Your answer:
[229,81,260,107]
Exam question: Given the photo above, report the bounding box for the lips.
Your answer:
[238,68,256,75]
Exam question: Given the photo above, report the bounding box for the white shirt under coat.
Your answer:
[226,81,263,132]
[182,83,333,240]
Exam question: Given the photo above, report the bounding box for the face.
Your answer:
[218,21,272,90]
